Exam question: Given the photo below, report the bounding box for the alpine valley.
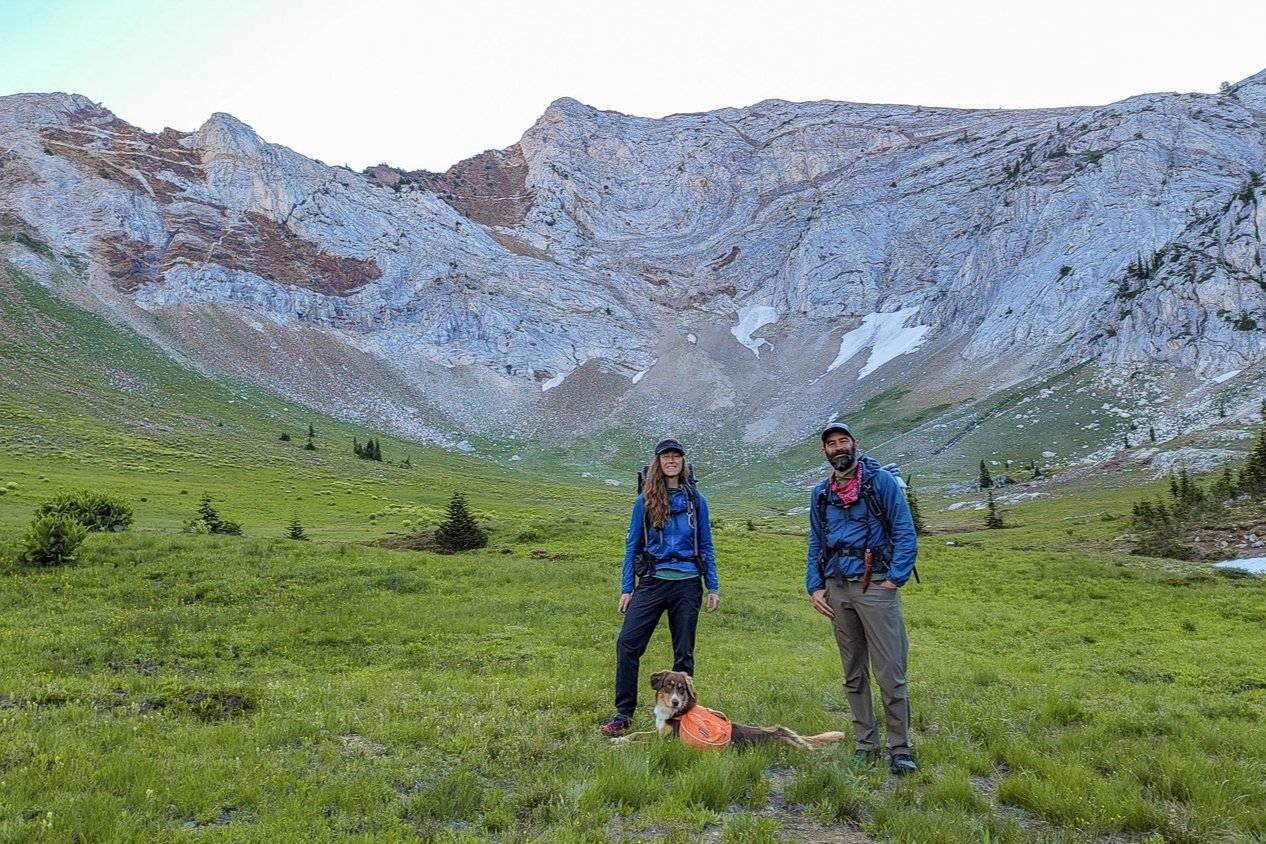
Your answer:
[3,68,1266,491]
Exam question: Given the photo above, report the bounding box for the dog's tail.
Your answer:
[749,726,848,750]
[800,730,848,750]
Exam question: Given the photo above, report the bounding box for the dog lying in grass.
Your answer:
[610,670,847,750]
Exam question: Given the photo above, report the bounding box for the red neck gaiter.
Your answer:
[828,463,863,507]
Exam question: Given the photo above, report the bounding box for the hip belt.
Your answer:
[830,547,888,592]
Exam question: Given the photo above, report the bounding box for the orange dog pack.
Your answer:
[677,706,733,748]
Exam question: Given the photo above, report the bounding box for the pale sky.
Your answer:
[2,0,1264,172]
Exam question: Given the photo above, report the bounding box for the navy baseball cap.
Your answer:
[821,422,856,443]
[654,438,686,455]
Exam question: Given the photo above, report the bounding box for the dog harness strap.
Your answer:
[677,707,732,748]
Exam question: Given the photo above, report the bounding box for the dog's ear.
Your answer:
[650,670,669,691]
[683,673,697,703]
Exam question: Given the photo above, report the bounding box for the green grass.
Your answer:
[3,453,1265,842]
[2,264,1266,842]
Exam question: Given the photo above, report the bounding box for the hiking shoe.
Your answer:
[600,715,631,737]
[890,753,919,776]
[850,748,881,765]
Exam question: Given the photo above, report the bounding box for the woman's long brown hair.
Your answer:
[643,454,674,531]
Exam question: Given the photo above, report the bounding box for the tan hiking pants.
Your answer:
[824,578,912,755]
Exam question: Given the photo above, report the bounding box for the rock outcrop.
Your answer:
[2,71,1265,464]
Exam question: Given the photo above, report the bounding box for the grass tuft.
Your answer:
[785,757,872,823]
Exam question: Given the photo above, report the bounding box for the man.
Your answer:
[806,421,919,775]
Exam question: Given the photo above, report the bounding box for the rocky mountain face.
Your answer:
[2,71,1265,478]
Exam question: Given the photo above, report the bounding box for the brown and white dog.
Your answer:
[611,670,847,750]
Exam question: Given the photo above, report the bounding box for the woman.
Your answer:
[600,437,720,737]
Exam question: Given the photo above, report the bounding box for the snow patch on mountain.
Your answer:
[827,307,931,378]
[731,306,779,357]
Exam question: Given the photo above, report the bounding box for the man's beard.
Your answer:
[829,449,856,472]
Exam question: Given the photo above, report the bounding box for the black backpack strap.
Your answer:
[814,485,829,585]
[861,472,920,584]
[860,476,893,543]
[683,479,703,575]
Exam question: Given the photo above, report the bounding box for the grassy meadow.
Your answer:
[2,266,1266,843]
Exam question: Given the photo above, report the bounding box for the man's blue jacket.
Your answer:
[806,455,918,593]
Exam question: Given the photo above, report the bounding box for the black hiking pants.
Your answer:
[614,576,703,718]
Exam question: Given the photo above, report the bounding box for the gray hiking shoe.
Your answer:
[890,753,919,776]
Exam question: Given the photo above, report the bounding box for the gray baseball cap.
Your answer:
[821,422,856,443]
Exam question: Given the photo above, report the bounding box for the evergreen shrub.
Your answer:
[436,492,487,553]
[906,484,927,535]
[985,491,1005,529]
[287,516,309,541]
[185,494,242,536]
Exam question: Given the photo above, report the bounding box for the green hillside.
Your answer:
[1,265,1264,843]
[0,266,630,538]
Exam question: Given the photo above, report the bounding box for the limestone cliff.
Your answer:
[2,71,1265,468]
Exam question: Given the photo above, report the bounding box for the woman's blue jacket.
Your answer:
[621,485,719,594]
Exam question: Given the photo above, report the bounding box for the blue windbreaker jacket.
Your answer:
[805,455,917,593]
[622,485,719,594]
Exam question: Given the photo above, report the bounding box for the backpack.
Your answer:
[814,462,920,584]
[634,464,702,580]
[676,706,733,749]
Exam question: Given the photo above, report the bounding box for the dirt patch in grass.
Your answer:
[107,658,162,676]
[529,548,578,561]
[339,733,385,756]
[136,685,258,721]
[737,804,876,844]
[369,530,440,552]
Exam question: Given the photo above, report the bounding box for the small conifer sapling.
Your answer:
[435,492,488,552]
[984,491,1005,529]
